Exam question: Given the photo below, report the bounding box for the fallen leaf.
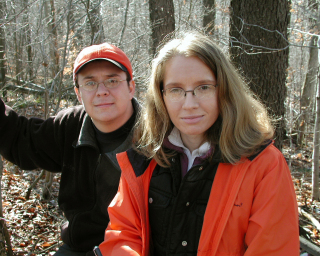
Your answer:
[28,208,36,213]
[41,242,56,248]
[15,196,26,201]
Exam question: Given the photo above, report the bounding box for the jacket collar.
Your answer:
[75,113,98,149]
[74,98,140,152]
[105,133,133,170]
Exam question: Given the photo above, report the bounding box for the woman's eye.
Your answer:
[170,88,182,94]
[199,85,210,90]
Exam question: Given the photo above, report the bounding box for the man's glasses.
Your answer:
[162,84,218,102]
[79,78,126,91]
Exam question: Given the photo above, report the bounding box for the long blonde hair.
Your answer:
[135,31,274,167]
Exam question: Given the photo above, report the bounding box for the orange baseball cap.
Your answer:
[73,43,133,82]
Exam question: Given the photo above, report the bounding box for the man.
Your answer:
[0,43,138,255]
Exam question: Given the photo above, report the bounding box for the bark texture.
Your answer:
[0,0,6,89]
[203,0,215,34]
[230,0,291,150]
[149,0,175,56]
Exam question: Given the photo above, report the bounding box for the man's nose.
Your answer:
[96,82,110,95]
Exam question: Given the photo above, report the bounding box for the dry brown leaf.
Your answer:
[15,196,26,201]
[41,241,56,248]
[27,208,36,213]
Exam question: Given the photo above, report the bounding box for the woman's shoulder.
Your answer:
[246,140,288,172]
[247,140,283,161]
[120,148,154,178]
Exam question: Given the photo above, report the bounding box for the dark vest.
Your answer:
[148,153,220,256]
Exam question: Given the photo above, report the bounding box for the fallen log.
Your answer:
[3,83,74,95]
[299,207,320,232]
[4,84,44,94]
[5,75,45,91]
[300,236,320,256]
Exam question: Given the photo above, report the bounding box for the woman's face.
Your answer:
[163,56,219,151]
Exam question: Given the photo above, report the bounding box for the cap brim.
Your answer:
[76,58,128,74]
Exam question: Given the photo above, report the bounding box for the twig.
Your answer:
[25,169,46,200]
[32,241,59,254]
[299,207,320,232]
[27,231,50,256]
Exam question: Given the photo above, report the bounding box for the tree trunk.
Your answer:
[54,0,73,114]
[42,170,54,200]
[22,0,33,82]
[148,0,175,56]
[203,0,215,34]
[229,0,291,151]
[83,0,104,45]
[0,156,13,256]
[312,71,320,201]
[50,0,59,78]
[42,89,54,199]
[14,9,23,86]
[40,0,56,199]
[295,1,319,147]
[44,0,59,81]
[296,34,319,147]
[26,25,33,82]
[0,0,6,91]
[118,0,130,47]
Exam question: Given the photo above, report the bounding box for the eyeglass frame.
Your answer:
[162,84,218,102]
[78,78,127,91]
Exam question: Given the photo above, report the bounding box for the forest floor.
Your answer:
[1,97,320,255]
[1,162,63,255]
[4,144,320,256]
[286,144,320,254]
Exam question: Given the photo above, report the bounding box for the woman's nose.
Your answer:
[182,91,198,109]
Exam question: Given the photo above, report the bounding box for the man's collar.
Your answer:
[131,97,140,114]
[74,98,140,150]
[75,113,99,149]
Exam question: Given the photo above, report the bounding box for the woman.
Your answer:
[97,32,299,256]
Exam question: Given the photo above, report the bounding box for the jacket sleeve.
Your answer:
[98,176,143,256]
[244,148,300,255]
[0,97,62,171]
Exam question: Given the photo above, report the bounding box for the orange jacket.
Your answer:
[99,143,299,256]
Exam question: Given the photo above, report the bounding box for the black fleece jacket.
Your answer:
[0,97,139,253]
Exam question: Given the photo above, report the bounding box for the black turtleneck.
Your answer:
[93,110,136,153]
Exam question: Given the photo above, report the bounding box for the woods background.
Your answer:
[0,0,319,254]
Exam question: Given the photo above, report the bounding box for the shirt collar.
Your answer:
[168,127,211,171]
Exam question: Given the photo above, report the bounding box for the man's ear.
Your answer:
[74,86,82,104]
[128,80,136,99]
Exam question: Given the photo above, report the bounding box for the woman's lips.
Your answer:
[181,115,203,124]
